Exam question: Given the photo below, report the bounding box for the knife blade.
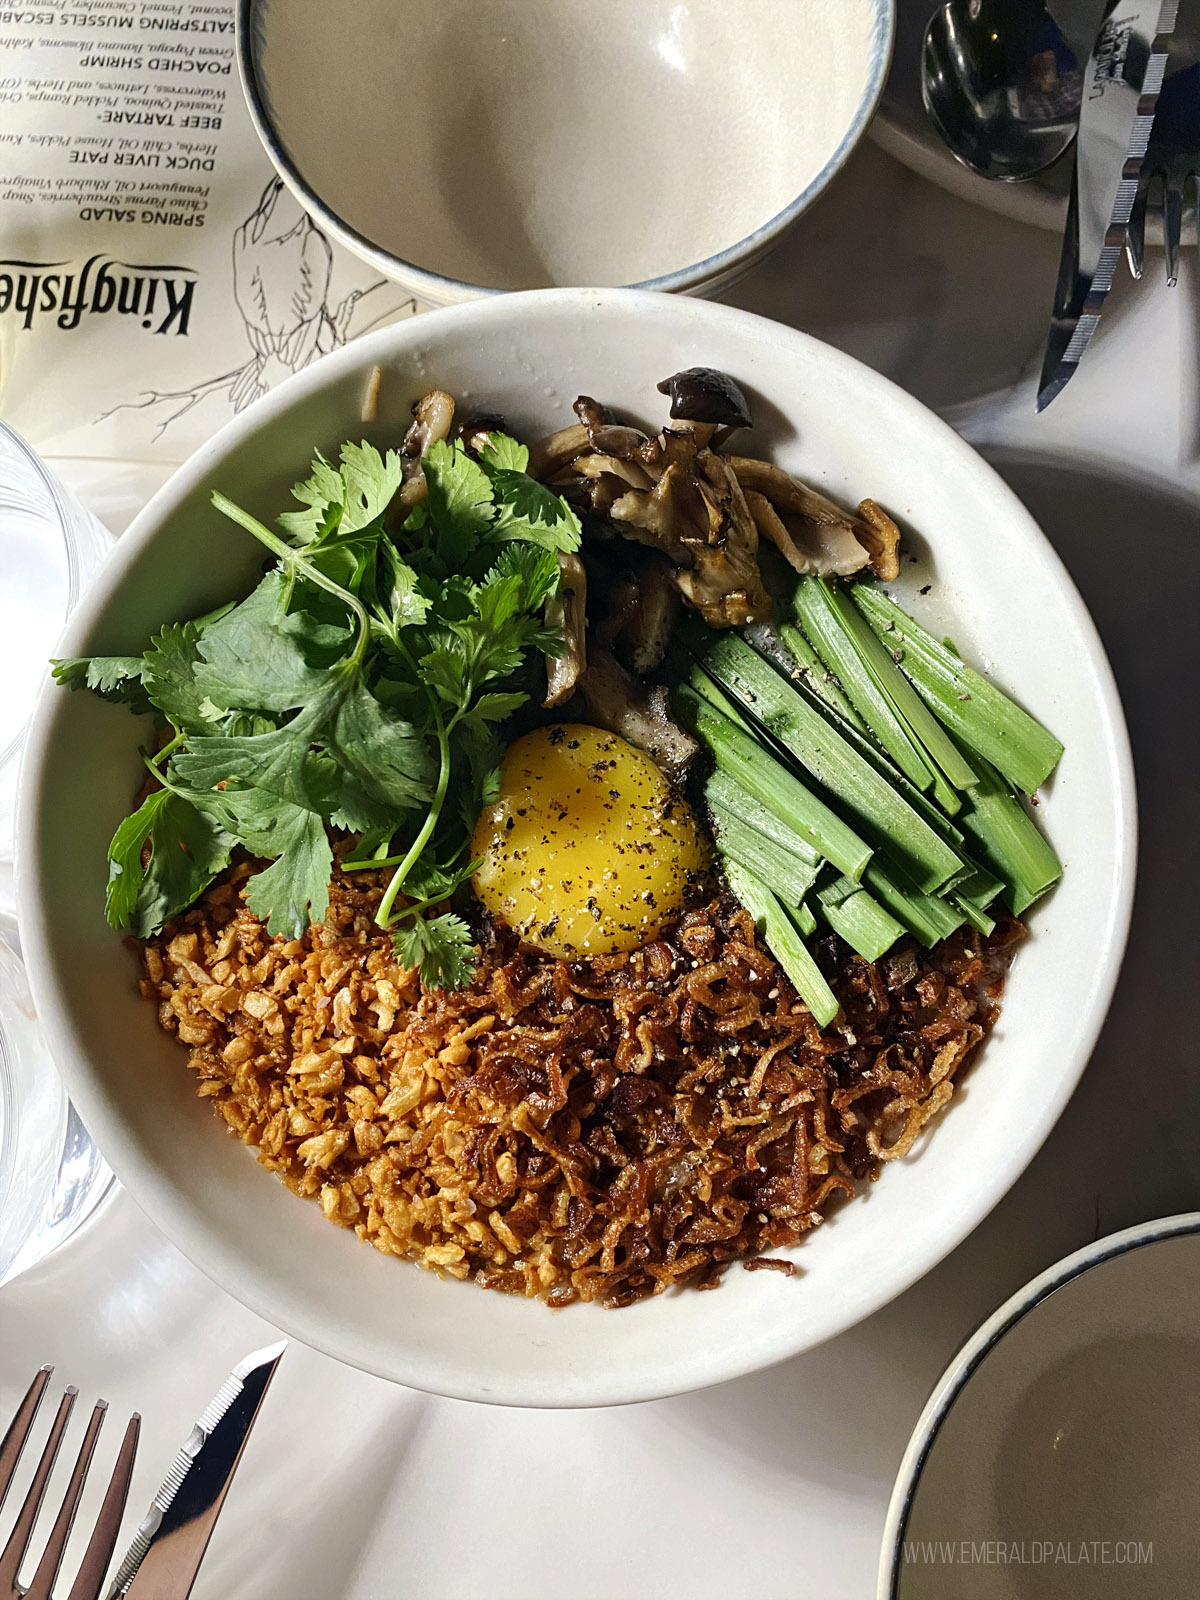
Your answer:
[104,1341,286,1600]
[1037,0,1180,408]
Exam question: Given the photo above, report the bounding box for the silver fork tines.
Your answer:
[1125,34,1200,284]
[0,1370,139,1600]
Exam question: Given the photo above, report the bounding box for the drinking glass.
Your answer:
[0,420,116,1282]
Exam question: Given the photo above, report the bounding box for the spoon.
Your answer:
[921,0,1087,181]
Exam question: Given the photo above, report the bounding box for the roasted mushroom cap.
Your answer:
[454,410,507,458]
[530,383,900,629]
[529,422,591,480]
[404,389,455,460]
[656,368,752,430]
[743,488,871,578]
[535,396,772,629]
[853,499,902,583]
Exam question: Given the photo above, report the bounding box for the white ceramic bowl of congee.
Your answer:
[237,0,895,304]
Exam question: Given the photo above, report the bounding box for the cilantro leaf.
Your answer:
[418,632,470,708]
[325,778,393,834]
[491,541,563,612]
[172,689,340,812]
[393,912,478,990]
[105,789,170,928]
[325,680,433,813]
[451,717,506,827]
[278,453,346,545]
[421,439,495,567]
[196,783,333,936]
[278,442,402,546]
[132,794,235,937]
[176,670,431,835]
[362,542,429,632]
[142,622,226,734]
[240,806,333,938]
[337,441,404,532]
[479,433,529,473]
[478,763,504,809]
[105,788,233,935]
[52,656,152,714]
[193,571,341,714]
[425,572,475,624]
[482,456,582,554]
[456,691,528,733]
[403,853,482,904]
[471,570,526,635]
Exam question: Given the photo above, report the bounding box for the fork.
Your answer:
[0,1369,138,1600]
[1126,30,1200,285]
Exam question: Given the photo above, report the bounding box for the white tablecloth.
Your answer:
[4,140,1199,1600]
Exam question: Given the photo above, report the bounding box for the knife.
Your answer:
[1037,0,1180,408]
[104,1341,286,1599]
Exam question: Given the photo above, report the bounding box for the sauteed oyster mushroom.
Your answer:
[576,641,698,780]
[543,550,587,707]
[730,455,900,582]
[395,387,455,514]
[530,368,898,629]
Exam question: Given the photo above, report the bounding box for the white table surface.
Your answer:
[3,140,1199,1600]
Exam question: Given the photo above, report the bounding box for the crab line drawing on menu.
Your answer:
[103,179,414,438]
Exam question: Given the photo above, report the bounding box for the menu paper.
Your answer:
[0,0,418,461]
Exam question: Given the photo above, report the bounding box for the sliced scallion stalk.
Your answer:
[793,670,971,849]
[709,812,821,910]
[819,580,979,792]
[777,622,869,733]
[862,859,967,948]
[691,632,964,893]
[813,872,905,962]
[723,857,839,1028]
[955,756,1063,914]
[704,770,821,868]
[685,660,755,734]
[792,899,818,937]
[758,628,971,849]
[954,896,997,936]
[675,684,873,881]
[791,580,937,794]
[952,859,1005,911]
[851,584,1064,794]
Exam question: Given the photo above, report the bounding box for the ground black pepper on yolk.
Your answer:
[470,724,709,958]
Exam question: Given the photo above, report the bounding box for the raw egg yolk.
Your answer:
[471,723,707,958]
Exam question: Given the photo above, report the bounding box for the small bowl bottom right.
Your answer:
[881,1215,1200,1600]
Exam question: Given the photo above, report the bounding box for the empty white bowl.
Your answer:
[238,0,895,303]
[880,1215,1200,1599]
[18,289,1134,1406]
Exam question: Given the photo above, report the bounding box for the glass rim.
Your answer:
[0,421,89,776]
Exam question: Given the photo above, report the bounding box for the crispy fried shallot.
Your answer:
[140,867,1020,1308]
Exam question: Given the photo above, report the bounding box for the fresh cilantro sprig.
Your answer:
[54,430,578,991]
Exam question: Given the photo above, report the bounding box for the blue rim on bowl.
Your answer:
[877,1211,1200,1598]
[235,0,896,304]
